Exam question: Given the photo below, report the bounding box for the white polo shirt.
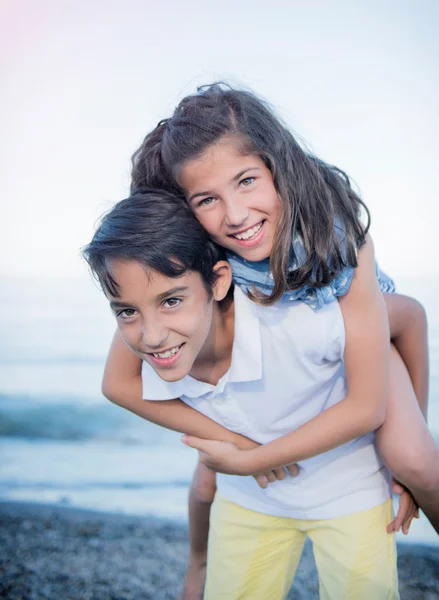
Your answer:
[142,286,390,520]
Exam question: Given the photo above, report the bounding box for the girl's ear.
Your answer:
[212,261,233,301]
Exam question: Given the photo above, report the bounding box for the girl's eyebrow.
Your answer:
[232,167,261,182]
[188,167,261,204]
[188,190,212,204]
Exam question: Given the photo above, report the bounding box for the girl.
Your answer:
[103,84,438,597]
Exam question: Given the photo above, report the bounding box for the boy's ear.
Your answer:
[212,261,233,301]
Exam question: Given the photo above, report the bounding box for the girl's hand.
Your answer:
[182,435,254,475]
[386,477,419,535]
[181,435,298,488]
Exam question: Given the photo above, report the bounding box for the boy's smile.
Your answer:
[107,258,234,385]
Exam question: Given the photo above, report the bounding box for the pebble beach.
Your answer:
[1,501,438,600]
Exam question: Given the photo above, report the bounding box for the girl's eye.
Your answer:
[197,197,215,208]
[240,176,255,187]
[117,308,136,319]
[163,297,181,308]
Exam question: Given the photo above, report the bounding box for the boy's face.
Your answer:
[107,258,217,383]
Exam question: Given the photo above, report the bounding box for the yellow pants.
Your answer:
[205,494,399,600]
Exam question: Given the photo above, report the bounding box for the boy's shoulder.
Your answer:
[141,287,346,402]
[239,285,343,337]
[235,285,346,366]
[141,362,187,401]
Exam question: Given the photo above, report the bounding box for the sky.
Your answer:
[1,0,438,280]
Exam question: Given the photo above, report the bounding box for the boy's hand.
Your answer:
[181,435,298,488]
[387,477,419,535]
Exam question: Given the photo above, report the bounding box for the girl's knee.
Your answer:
[390,445,439,492]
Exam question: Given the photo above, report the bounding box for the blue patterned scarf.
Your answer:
[226,233,395,310]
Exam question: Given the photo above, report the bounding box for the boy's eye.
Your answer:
[240,176,255,187]
[163,297,181,308]
[117,308,136,319]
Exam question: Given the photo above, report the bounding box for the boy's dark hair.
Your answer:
[82,189,225,298]
[131,83,370,306]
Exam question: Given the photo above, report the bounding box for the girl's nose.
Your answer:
[224,197,249,228]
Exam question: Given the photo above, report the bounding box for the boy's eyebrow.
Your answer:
[156,286,189,302]
[109,287,189,310]
[109,300,131,310]
[188,167,261,203]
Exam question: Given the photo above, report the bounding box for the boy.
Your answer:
[83,189,399,599]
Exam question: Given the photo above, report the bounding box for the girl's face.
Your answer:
[179,138,280,262]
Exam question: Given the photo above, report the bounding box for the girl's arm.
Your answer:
[102,329,261,447]
[185,235,390,475]
[384,293,429,419]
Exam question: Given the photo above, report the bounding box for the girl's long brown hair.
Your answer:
[131,83,370,306]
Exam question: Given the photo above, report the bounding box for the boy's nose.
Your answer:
[141,323,168,350]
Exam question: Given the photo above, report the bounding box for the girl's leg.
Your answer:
[310,500,399,600]
[376,344,439,533]
[204,494,306,600]
[181,460,217,600]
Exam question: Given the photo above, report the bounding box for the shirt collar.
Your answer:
[141,286,262,401]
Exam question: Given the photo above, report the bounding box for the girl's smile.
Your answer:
[179,137,280,262]
[228,219,265,247]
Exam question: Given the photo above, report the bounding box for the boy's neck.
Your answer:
[189,292,235,387]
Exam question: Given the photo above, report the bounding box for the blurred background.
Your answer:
[0,0,438,544]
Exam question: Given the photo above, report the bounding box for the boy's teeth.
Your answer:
[234,222,262,240]
[153,345,181,359]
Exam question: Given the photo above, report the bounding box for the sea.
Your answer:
[0,275,438,546]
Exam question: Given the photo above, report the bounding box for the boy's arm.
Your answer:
[184,235,390,475]
[384,293,429,419]
[103,331,293,486]
[103,329,260,447]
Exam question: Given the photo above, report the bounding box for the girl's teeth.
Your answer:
[234,223,262,240]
